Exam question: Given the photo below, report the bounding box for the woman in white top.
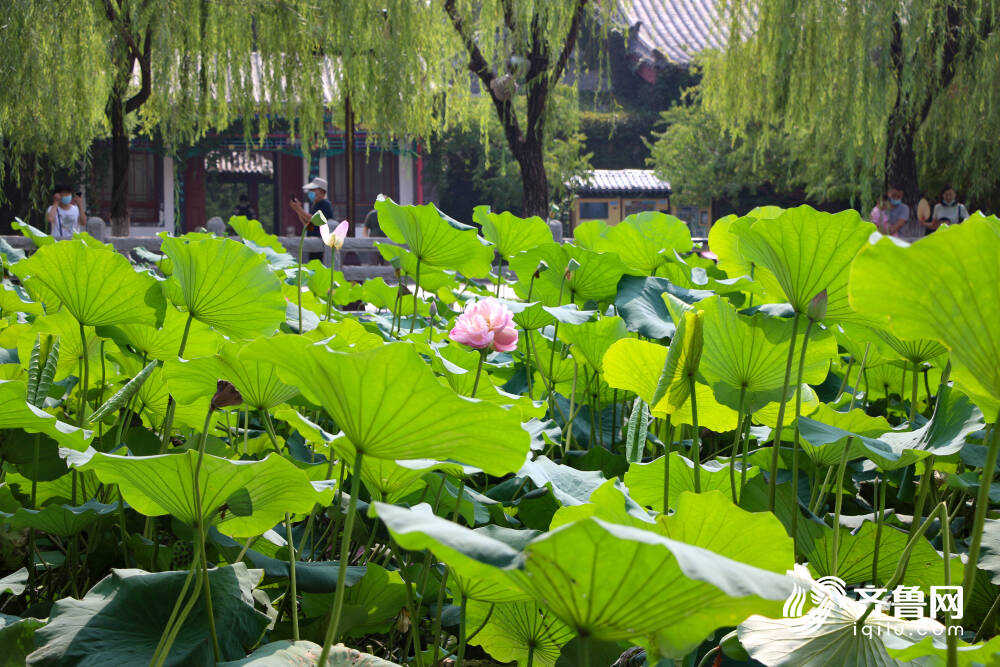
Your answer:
[45,185,85,240]
[922,185,969,235]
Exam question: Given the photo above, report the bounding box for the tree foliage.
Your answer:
[698,0,1000,209]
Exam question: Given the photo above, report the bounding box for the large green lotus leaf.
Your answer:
[798,514,957,591]
[67,449,333,536]
[228,216,286,252]
[796,404,893,466]
[558,316,628,373]
[738,566,953,667]
[473,206,554,259]
[697,296,836,412]
[515,455,607,506]
[707,211,785,301]
[374,196,492,277]
[304,260,363,307]
[466,598,574,667]
[738,205,875,320]
[0,569,27,595]
[603,338,738,429]
[160,236,285,339]
[27,564,268,666]
[216,341,299,410]
[625,453,758,512]
[798,386,982,470]
[613,275,713,340]
[101,306,220,362]
[0,499,117,536]
[218,640,402,666]
[510,243,628,307]
[849,216,1000,414]
[371,501,533,602]
[336,562,410,638]
[586,211,693,274]
[11,240,165,327]
[516,517,793,656]
[161,356,224,405]
[548,478,660,531]
[0,380,91,451]
[248,337,529,474]
[649,305,702,414]
[869,326,949,366]
[339,444,473,504]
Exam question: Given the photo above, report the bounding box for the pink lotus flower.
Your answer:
[449,298,519,352]
[320,219,350,250]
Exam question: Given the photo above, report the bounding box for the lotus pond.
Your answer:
[0,200,999,667]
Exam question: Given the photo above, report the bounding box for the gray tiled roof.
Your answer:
[570,169,672,197]
[620,0,727,65]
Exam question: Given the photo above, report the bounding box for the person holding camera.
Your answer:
[46,184,85,240]
[289,177,335,237]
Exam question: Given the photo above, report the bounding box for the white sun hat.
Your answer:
[303,177,328,191]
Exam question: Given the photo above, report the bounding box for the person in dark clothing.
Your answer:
[289,177,335,237]
[232,193,256,219]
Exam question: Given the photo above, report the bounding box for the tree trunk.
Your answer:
[109,91,130,237]
[518,138,549,219]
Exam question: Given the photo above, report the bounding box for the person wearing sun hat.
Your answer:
[289,176,336,237]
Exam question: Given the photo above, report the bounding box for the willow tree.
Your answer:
[703,0,1000,209]
[441,0,613,219]
[1,0,457,235]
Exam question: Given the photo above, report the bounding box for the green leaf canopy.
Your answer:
[12,241,166,327]
[472,206,554,259]
[849,215,1000,415]
[579,211,694,274]
[738,206,874,320]
[160,235,286,340]
[247,337,530,475]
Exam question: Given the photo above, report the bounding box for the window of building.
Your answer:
[579,201,610,220]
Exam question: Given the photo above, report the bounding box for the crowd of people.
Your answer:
[870,184,971,237]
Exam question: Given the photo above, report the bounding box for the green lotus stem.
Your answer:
[936,500,958,667]
[242,410,250,457]
[429,566,451,664]
[689,374,701,492]
[563,361,578,451]
[325,253,337,322]
[810,465,833,515]
[768,313,800,511]
[580,637,592,667]
[830,436,853,578]
[790,318,815,549]
[388,538,424,667]
[909,360,920,423]
[494,256,502,297]
[546,322,561,405]
[611,389,618,449]
[151,547,204,667]
[961,410,1000,614]
[730,387,747,502]
[296,224,308,333]
[526,645,535,667]
[158,314,194,454]
[909,457,936,538]
[284,512,299,641]
[471,349,487,397]
[523,329,534,397]
[836,359,854,399]
[662,415,673,512]
[872,474,888,583]
[738,411,753,496]
[856,501,948,629]
[410,257,421,333]
[77,321,89,426]
[191,406,220,662]
[456,591,468,666]
[262,410,282,453]
[923,369,933,408]
[318,450,364,664]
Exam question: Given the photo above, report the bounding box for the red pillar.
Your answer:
[183,156,206,232]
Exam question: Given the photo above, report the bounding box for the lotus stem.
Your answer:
[790,318,815,549]
[471,349,487,397]
[410,257,421,333]
[77,321,89,427]
[192,407,220,662]
[831,436,853,578]
[318,450,364,663]
[284,512,299,641]
[325,253,337,322]
[962,411,1000,614]
[689,374,701,492]
[456,592,468,666]
[296,224,308,333]
[662,415,672,512]
[910,360,920,424]
[495,255,502,297]
[768,313,800,511]
[872,474,887,583]
[910,456,935,537]
[730,387,747,502]
[696,646,722,667]
[151,547,204,667]
[159,314,193,454]
[836,359,854,400]
[738,411,753,497]
[429,567,451,664]
[563,361,578,451]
